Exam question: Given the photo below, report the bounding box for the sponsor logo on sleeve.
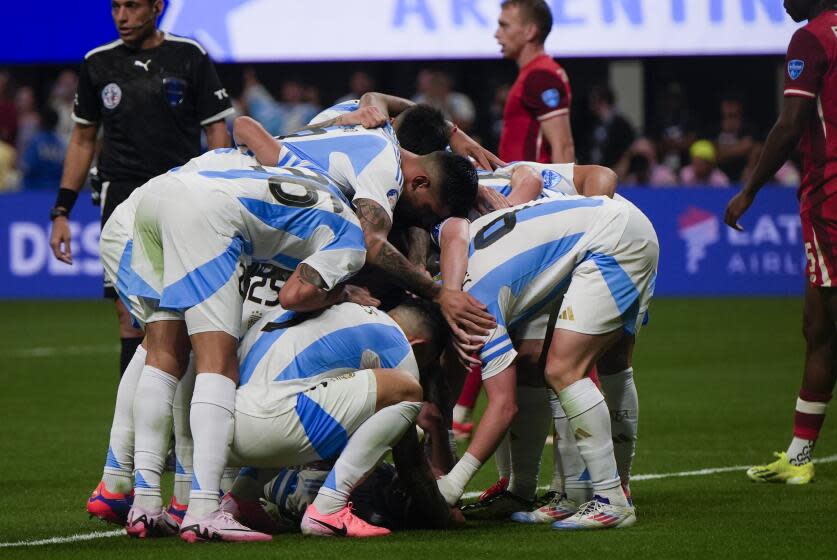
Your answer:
[788,59,804,80]
[541,88,561,108]
[101,83,122,109]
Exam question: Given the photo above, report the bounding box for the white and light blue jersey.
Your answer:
[236,302,418,417]
[454,196,630,376]
[308,100,360,126]
[477,162,577,200]
[278,123,403,221]
[171,165,366,291]
[170,147,260,175]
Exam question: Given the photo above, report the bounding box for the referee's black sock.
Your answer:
[120,336,144,377]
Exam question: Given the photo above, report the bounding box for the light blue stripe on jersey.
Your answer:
[158,236,244,310]
[239,310,297,386]
[468,198,602,257]
[585,252,641,334]
[295,392,348,460]
[273,323,411,382]
[236,198,365,253]
[284,133,389,178]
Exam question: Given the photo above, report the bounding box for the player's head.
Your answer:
[783,0,820,22]
[388,299,448,370]
[495,0,553,60]
[397,151,478,230]
[112,0,163,45]
[392,105,450,155]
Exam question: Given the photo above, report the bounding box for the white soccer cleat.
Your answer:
[511,491,578,524]
[551,495,636,531]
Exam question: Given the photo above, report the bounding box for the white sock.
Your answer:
[172,360,195,505]
[558,378,626,506]
[600,368,638,489]
[453,404,472,424]
[494,432,511,479]
[102,345,146,494]
[132,365,179,510]
[787,437,816,465]
[437,452,482,506]
[508,387,551,500]
[314,401,422,514]
[549,391,592,503]
[188,373,236,518]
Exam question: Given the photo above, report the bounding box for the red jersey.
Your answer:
[499,54,571,163]
[784,10,837,212]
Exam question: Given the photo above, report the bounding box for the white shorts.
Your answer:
[129,176,245,337]
[555,203,658,336]
[230,369,377,468]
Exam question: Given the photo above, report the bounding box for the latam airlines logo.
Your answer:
[678,207,720,274]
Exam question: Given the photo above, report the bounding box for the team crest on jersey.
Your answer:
[387,188,399,208]
[788,59,804,80]
[101,83,122,109]
[541,88,561,108]
[163,77,187,106]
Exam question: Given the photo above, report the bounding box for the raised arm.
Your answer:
[233,115,281,166]
[359,91,415,118]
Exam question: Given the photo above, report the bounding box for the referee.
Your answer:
[48,0,234,376]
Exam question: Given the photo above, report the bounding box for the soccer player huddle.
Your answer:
[83,91,659,543]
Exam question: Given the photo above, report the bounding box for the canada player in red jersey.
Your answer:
[496,0,575,164]
[726,0,837,484]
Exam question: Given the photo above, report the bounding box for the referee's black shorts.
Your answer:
[101,178,145,299]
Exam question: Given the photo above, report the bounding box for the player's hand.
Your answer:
[448,129,506,170]
[336,106,388,129]
[724,190,755,231]
[341,284,381,307]
[49,216,73,264]
[475,184,511,215]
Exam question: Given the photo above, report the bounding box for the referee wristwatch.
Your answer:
[49,207,69,221]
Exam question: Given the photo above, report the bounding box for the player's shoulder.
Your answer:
[83,38,127,62]
[162,32,209,57]
[794,12,837,45]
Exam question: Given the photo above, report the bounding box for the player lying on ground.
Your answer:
[434,191,658,530]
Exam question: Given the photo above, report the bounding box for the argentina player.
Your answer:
[434,193,658,531]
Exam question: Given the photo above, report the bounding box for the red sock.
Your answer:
[589,365,600,387]
[793,389,832,440]
[457,365,482,408]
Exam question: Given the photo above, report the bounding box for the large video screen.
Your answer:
[4,0,801,63]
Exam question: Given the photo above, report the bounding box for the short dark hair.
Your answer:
[393,104,450,155]
[501,0,553,43]
[429,151,478,217]
[390,298,449,359]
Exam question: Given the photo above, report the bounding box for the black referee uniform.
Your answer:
[71,33,234,297]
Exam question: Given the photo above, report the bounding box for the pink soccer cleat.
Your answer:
[179,510,273,543]
[86,481,133,526]
[300,503,390,538]
[126,505,178,538]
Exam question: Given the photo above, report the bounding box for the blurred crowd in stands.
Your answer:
[0,65,799,193]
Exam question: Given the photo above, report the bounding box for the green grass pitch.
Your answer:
[1,298,835,559]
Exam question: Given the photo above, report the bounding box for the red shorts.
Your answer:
[801,199,837,286]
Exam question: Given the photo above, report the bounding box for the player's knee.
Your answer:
[802,310,833,348]
[376,369,423,408]
[544,363,582,392]
[492,395,517,424]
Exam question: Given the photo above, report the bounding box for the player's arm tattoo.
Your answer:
[406,227,431,269]
[354,199,439,301]
[297,263,326,290]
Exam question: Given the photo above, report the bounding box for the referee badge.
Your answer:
[163,77,187,107]
[101,83,122,110]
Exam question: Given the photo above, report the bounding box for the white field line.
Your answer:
[0,529,124,548]
[0,344,119,358]
[460,453,837,499]
[2,458,836,547]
